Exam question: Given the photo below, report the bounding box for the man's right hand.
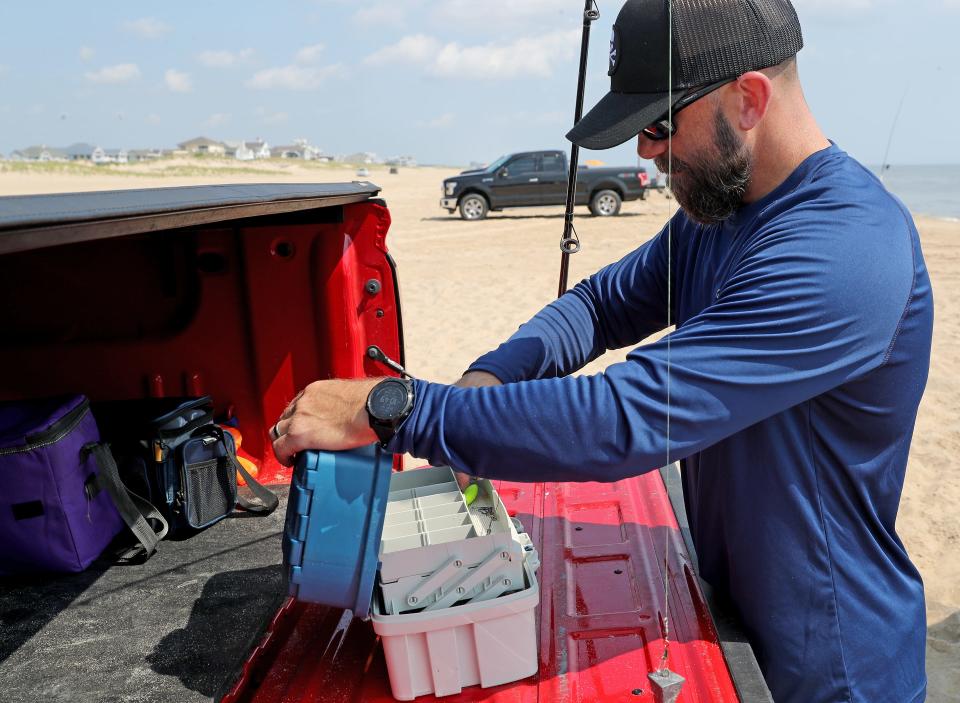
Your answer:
[453,370,502,488]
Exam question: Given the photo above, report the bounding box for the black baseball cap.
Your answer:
[567,0,803,149]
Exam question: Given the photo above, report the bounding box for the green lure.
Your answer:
[463,483,479,505]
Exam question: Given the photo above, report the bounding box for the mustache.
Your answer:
[654,155,689,174]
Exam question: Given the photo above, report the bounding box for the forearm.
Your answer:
[388,374,667,483]
[467,289,606,383]
[467,234,671,383]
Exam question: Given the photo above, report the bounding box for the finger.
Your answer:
[270,417,291,440]
[454,470,472,490]
[272,431,300,468]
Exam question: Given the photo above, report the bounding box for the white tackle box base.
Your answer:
[371,557,540,700]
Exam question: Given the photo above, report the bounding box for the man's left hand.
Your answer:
[271,378,380,466]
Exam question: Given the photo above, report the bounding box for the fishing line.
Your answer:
[555,0,678,683]
[659,0,674,673]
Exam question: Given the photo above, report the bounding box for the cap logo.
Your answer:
[608,25,621,76]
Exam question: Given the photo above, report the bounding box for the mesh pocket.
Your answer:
[184,457,234,528]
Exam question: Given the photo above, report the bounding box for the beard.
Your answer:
[654,106,751,225]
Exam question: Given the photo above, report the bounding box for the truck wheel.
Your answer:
[459,194,489,221]
[590,190,622,216]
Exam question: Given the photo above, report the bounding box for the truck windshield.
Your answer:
[484,154,511,173]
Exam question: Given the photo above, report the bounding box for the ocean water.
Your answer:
[868,165,960,221]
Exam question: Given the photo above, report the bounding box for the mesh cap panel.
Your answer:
[675,0,803,86]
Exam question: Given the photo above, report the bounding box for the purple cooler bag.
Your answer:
[0,395,125,574]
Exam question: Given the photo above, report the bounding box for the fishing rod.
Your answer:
[879,86,908,184]
[556,0,600,298]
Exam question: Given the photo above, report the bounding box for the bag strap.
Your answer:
[156,410,215,440]
[229,452,280,515]
[83,443,169,562]
[209,424,279,515]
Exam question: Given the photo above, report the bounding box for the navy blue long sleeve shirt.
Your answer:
[389,144,932,703]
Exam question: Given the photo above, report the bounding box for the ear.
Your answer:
[733,71,772,131]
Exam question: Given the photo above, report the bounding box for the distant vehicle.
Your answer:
[356,167,370,177]
[440,150,649,220]
[648,172,668,189]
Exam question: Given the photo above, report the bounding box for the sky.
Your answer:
[0,0,958,168]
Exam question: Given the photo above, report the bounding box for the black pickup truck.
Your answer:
[441,150,649,220]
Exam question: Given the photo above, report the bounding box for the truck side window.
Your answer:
[506,157,536,175]
[540,154,564,173]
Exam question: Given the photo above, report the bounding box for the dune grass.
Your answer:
[0,157,414,179]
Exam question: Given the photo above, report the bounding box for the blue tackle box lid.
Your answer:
[282,444,392,619]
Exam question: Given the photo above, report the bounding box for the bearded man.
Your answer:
[271,0,932,700]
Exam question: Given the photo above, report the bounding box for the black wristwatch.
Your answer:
[366,377,415,446]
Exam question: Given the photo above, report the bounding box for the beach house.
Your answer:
[270,138,323,160]
[177,137,227,156]
[9,145,67,161]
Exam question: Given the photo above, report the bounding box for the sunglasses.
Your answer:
[641,78,737,141]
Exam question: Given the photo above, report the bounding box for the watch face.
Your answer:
[370,380,410,420]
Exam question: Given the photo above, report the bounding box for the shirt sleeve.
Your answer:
[466,221,675,383]
[390,208,917,482]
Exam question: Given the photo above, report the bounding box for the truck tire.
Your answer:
[459,194,489,221]
[589,189,622,216]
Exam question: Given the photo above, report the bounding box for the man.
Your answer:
[271,0,932,700]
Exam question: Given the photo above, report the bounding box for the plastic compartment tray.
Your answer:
[371,550,540,700]
[379,466,527,615]
[282,445,392,618]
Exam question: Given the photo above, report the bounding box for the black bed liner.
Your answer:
[0,488,289,703]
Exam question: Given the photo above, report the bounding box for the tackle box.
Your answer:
[282,446,540,700]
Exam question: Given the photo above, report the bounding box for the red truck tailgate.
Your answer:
[224,472,739,703]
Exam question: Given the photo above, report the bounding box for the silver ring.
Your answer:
[271,422,282,440]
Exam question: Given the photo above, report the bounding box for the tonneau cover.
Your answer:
[0,182,381,254]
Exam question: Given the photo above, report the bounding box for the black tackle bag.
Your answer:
[93,396,278,535]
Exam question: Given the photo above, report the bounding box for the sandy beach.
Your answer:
[2,160,957,700]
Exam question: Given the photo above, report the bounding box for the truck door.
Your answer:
[489,155,539,208]
[537,152,568,205]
